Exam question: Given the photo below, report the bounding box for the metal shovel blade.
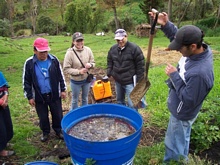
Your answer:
[130,76,151,107]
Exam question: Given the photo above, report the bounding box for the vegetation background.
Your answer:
[0,0,220,164]
[0,0,220,37]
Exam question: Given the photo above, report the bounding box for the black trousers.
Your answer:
[0,105,13,151]
[35,95,63,135]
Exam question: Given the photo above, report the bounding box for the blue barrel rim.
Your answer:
[62,103,143,143]
[25,161,58,165]
[64,114,142,143]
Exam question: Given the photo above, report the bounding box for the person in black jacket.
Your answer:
[107,29,145,109]
[22,38,67,142]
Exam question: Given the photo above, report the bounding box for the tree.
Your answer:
[23,0,40,35]
[214,4,220,28]
[65,0,105,33]
[0,1,8,19]
[167,0,172,21]
[5,0,15,37]
[96,0,125,30]
[57,0,66,21]
[176,0,192,27]
[30,0,38,34]
[89,6,105,33]
[65,1,92,33]
[139,0,164,24]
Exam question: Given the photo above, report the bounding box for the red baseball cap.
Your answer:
[33,38,51,52]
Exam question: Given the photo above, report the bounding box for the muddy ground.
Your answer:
[1,48,220,164]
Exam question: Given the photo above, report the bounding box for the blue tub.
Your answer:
[61,103,143,165]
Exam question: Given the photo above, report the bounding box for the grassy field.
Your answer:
[0,31,220,164]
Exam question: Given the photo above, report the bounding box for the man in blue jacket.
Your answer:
[23,38,67,142]
[149,11,214,163]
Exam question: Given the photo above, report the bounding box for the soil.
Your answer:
[1,48,220,164]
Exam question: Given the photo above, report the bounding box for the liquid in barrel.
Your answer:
[68,116,136,142]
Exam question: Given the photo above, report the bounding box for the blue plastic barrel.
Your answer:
[61,103,143,165]
[24,161,58,165]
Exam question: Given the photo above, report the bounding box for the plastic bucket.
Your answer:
[61,103,143,165]
[24,161,58,165]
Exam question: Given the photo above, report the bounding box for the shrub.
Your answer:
[191,108,220,152]
[0,19,10,37]
[195,24,220,37]
[36,16,56,35]
[107,16,135,33]
[108,18,122,32]
[196,17,220,28]
[88,7,105,33]
[205,27,220,37]
[13,21,27,32]
[16,30,25,36]
[121,16,134,32]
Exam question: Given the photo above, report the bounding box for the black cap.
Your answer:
[72,32,84,41]
[169,25,203,50]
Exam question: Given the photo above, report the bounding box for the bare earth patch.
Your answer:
[1,48,219,164]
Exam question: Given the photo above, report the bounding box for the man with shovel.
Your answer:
[107,29,146,110]
[149,11,214,163]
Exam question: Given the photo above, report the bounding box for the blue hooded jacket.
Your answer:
[161,21,214,120]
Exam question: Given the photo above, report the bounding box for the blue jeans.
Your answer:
[164,114,198,163]
[70,80,90,110]
[115,81,135,109]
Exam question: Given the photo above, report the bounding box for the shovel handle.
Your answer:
[152,8,159,14]
[145,9,159,77]
[150,8,159,35]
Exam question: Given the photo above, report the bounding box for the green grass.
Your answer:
[0,33,220,164]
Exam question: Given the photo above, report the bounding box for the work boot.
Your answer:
[40,134,49,142]
[56,132,64,140]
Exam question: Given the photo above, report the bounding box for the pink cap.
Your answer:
[33,38,51,52]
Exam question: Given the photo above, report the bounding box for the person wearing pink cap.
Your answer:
[107,29,145,110]
[22,37,67,142]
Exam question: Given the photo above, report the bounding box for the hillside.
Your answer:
[0,0,218,37]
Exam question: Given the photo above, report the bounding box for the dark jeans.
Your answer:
[35,94,63,135]
[0,105,13,151]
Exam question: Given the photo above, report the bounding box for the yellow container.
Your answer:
[92,80,112,100]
